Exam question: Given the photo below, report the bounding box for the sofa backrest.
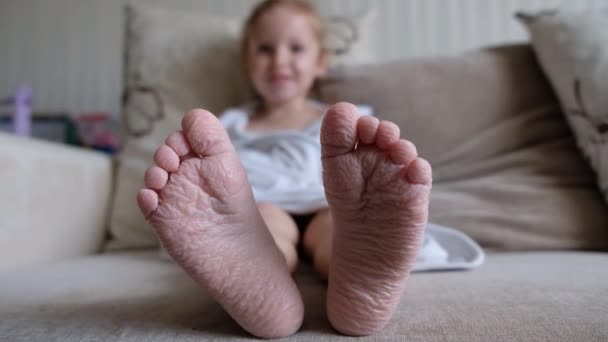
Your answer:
[319,44,608,250]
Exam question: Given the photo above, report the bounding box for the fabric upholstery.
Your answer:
[517,9,608,202]
[1,251,607,341]
[319,44,608,250]
[0,133,113,271]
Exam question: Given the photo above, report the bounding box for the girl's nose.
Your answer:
[272,47,289,67]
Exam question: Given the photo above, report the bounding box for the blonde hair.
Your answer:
[240,0,328,98]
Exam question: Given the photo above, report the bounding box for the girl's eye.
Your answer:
[290,44,305,53]
[257,44,273,54]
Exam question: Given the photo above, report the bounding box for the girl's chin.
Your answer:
[260,92,304,105]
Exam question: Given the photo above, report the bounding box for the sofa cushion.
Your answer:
[107,5,377,250]
[0,133,113,272]
[1,251,607,341]
[319,44,608,250]
[517,9,608,203]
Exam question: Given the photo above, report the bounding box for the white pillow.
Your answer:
[106,5,377,250]
[517,9,608,203]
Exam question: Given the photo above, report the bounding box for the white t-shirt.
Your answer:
[219,102,371,214]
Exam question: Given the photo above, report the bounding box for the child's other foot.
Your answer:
[137,109,303,338]
[321,102,432,336]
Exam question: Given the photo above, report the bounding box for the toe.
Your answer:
[376,120,400,150]
[389,139,418,165]
[357,116,380,145]
[154,145,180,172]
[321,102,360,157]
[182,109,234,157]
[137,188,159,218]
[166,131,191,158]
[145,166,169,190]
[406,158,433,185]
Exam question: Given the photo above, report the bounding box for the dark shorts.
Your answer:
[290,213,315,232]
[290,213,316,259]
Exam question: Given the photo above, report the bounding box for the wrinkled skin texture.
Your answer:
[322,103,431,336]
[138,109,304,338]
[137,103,432,338]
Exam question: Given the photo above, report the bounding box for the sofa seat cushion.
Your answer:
[1,251,607,341]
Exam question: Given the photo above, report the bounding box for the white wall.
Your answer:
[1,0,606,116]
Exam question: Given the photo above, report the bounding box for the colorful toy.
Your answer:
[74,112,121,154]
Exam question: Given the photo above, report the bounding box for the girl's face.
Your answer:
[246,6,327,107]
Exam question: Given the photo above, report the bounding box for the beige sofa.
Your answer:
[2,40,608,341]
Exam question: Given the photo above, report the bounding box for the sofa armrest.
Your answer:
[0,133,114,271]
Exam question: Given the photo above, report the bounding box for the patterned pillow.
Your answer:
[517,9,608,202]
[105,5,377,250]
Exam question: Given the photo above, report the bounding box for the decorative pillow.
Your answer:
[105,5,377,250]
[324,9,377,66]
[516,9,608,203]
[319,44,608,250]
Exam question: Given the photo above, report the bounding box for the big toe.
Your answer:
[182,109,234,157]
[321,102,360,158]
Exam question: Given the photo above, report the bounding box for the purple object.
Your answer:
[1,86,33,136]
[12,86,33,136]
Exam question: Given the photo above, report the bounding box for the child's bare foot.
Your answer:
[136,109,303,338]
[321,102,432,336]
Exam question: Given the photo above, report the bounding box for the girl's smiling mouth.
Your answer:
[269,74,291,83]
